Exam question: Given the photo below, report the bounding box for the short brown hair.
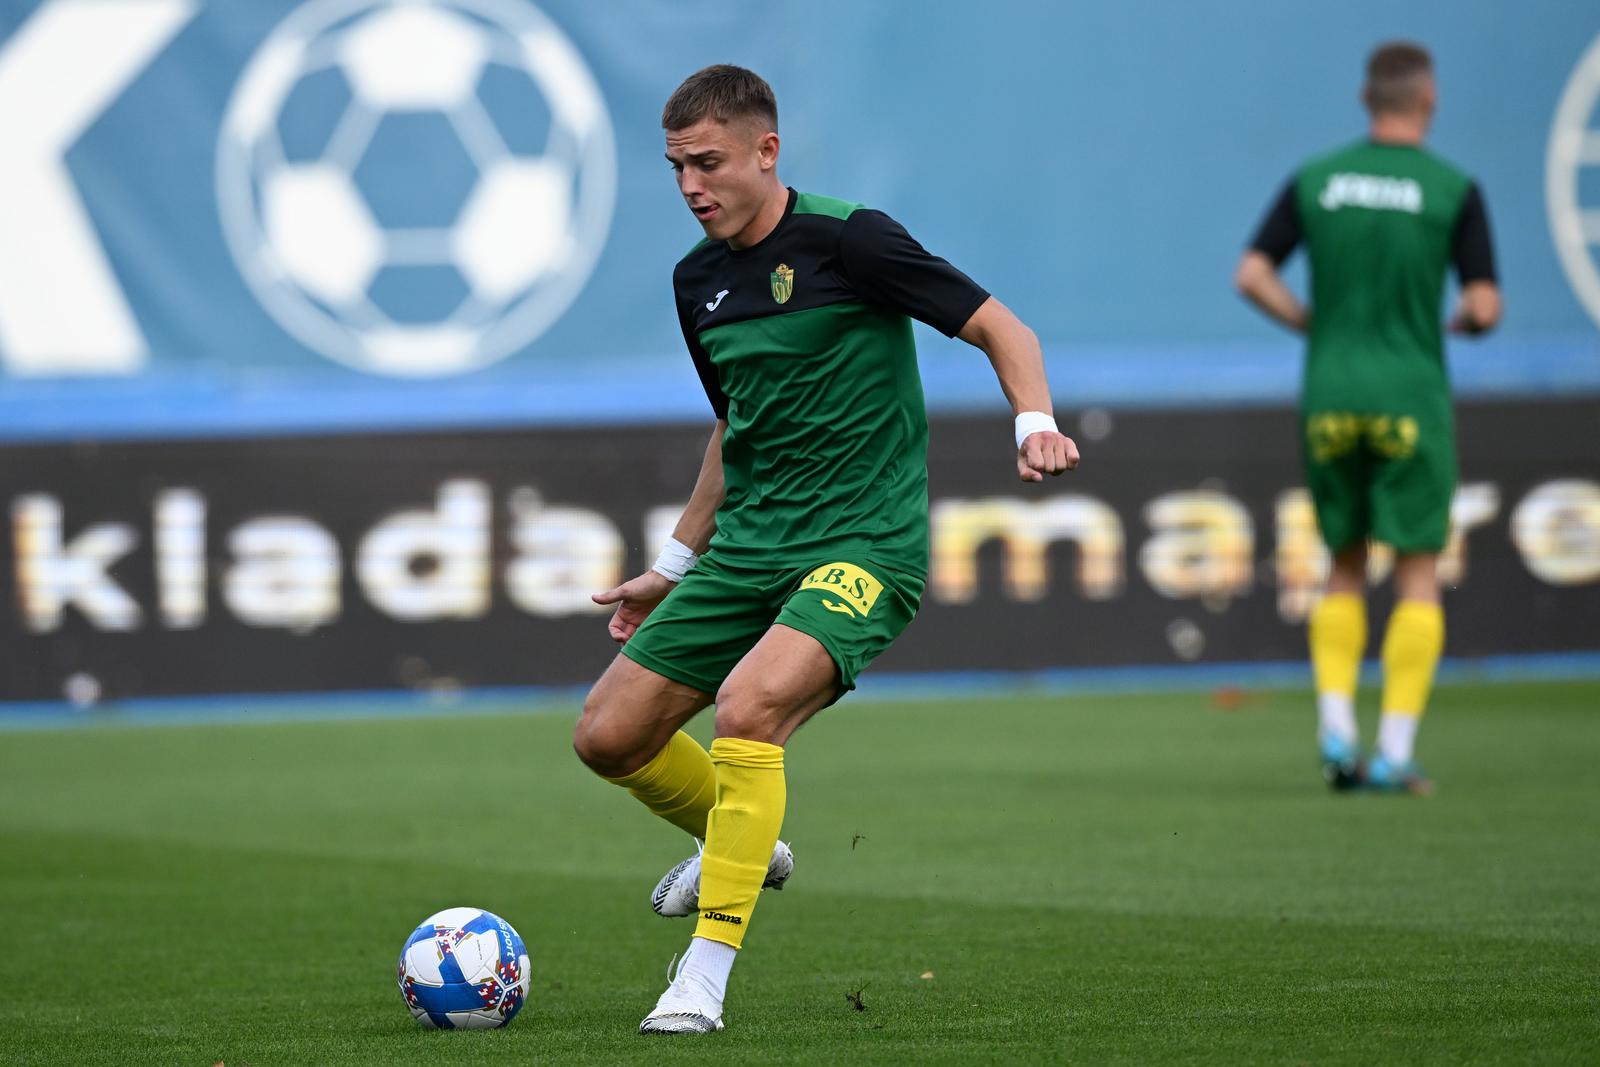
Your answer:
[1363,42,1433,115]
[662,64,778,132]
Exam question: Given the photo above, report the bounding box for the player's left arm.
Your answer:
[957,297,1078,482]
[837,208,1077,483]
[1236,176,1309,333]
[1448,182,1501,336]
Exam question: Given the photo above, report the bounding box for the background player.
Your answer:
[1235,41,1501,793]
[570,65,1078,1033]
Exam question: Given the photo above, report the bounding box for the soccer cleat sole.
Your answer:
[639,1011,724,1034]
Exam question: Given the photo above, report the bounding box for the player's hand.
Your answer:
[1017,430,1079,483]
[591,570,676,644]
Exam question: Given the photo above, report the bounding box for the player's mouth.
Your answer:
[691,203,720,223]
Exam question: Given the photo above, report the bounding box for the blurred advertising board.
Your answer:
[4,399,1595,702]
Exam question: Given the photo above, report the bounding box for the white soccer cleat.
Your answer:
[637,949,726,1035]
[650,839,794,918]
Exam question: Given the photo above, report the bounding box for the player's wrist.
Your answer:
[651,537,700,583]
[1014,410,1058,449]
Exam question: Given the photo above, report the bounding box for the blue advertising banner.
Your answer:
[1,0,1598,441]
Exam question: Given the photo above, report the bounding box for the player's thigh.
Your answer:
[574,654,712,775]
[1302,411,1370,552]
[713,624,843,746]
[1368,419,1455,553]
[770,559,923,699]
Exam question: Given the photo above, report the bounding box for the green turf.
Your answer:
[2,679,1597,1066]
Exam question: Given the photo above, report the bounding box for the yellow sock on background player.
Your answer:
[1377,600,1444,768]
[1309,591,1366,756]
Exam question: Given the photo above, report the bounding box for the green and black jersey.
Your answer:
[673,188,988,579]
[1250,141,1497,424]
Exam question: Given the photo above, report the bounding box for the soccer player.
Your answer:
[1235,42,1500,793]
[571,65,1078,1034]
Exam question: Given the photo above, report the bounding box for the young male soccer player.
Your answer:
[1235,42,1500,794]
[571,64,1079,1034]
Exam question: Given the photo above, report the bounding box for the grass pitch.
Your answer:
[1,679,1597,1066]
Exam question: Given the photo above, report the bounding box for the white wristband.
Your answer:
[1014,410,1058,449]
[651,537,700,583]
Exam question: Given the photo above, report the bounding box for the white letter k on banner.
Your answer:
[0,0,197,375]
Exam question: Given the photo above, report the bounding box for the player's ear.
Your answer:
[756,130,780,171]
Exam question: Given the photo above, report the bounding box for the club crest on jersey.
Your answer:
[770,263,794,304]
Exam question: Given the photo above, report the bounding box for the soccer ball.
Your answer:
[396,907,532,1029]
[216,0,615,376]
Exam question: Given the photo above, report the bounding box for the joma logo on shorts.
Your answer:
[702,910,743,925]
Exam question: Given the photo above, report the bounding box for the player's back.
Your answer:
[1295,141,1473,415]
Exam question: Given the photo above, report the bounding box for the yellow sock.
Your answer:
[1381,600,1444,717]
[1309,592,1366,698]
[694,738,786,950]
[601,731,716,839]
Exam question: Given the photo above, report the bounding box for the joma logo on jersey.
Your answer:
[770,263,794,303]
[1318,173,1423,214]
[800,562,882,618]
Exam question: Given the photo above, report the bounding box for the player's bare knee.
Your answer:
[573,697,644,777]
[711,680,785,743]
[573,725,648,777]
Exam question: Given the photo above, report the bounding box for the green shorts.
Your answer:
[1301,410,1457,553]
[619,552,924,696]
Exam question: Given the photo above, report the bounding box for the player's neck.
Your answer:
[727,180,789,250]
[1368,113,1428,146]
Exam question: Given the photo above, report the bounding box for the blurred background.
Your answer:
[2,0,1597,709]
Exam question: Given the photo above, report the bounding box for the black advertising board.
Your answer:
[3,399,1596,701]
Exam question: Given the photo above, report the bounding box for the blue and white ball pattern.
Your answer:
[397,907,530,1029]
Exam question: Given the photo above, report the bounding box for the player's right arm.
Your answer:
[665,418,725,556]
[591,420,726,643]
[1236,177,1310,333]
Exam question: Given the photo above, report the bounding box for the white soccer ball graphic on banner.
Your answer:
[217,0,615,376]
[1548,31,1600,337]
[397,907,532,1028]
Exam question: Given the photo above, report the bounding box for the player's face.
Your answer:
[665,118,779,245]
